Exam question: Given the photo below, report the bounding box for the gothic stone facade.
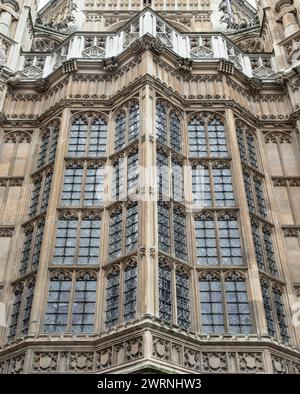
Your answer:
[0,0,300,374]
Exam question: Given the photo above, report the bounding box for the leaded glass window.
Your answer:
[158,202,170,254]
[156,101,182,152]
[41,171,53,211]
[176,270,190,329]
[263,225,278,277]
[225,275,252,334]
[19,218,45,275]
[108,208,123,261]
[127,150,139,195]
[21,281,35,335]
[72,273,96,333]
[273,286,289,342]
[195,212,242,266]
[199,272,252,334]
[251,221,265,271]
[37,121,60,169]
[172,157,184,202]
[44,273,72,334]
[199,274,224,333]
[192,164,212,207]
[261,280,276,337]
[192,162,234,208]
[188,115,228,158]
[112,157,125,201]
[236,121,259,170]
[157,148,169,197]
[243,169,267,218]
[53,212,101,265]
[173,207,187,260]
[68,115,107,156]
[61,161,104,207]
[30,169,53,217]
[29,177,42,216]
[159,263,172,322]
[115,112,126,151]
[123,264,137,322]
[105,270,120,328]
[260,279,289,342]
[114,102,139,151]
[125,203,138,253]
[8,286,23,340]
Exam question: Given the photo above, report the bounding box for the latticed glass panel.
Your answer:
[72,274,96,333]
[188,118,206,157]
[159,264,172,322]
[172,158,184,202]
[128,103,139,143]
[173,208,187,261]
[78,219,101,264]
[170,111,181,152]
[108,210,122,261]
[68,118,88,156]
[156,102,167,144]
[212,166,235,207]
[225,279,252,334]
[243,171,255,213]
[218,217,242,265]
[8,290,22,340]
[115,112,126,151]
[199,278,224,333]
[32,220,45,269]
[44,275,72,333]
[37,133,49,168]
[49,125,59,163]
[254,177,267,217]
[125,203,138,253]
[157,203,170,254]
[105,271,120,328]
[30,178,41,216]
[261,281,276,337]
[263,228,278,277]
[123,265,137,322]
[251,223,265,271]
[246,132,258,169]
[273,287,289,342]
[40,172,53,211]
[157,149,169,197]
[207,117,228,157]
[236,126,247,163]
[127,151,139,194]
[192,165,212,207]
[176,271,190,329]
[53,219,78,264]
[61,167,84,206]
[89,117,107,156]
[19,230,33,275]
[112,158,125,201]
[195,217,218,265]
[21,284,35,335]
[84,166,104,206]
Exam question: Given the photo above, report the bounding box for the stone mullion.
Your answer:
[28,108,71,335]
[257,130,300,347]
[139,83,157,317]
[225,108,268,336]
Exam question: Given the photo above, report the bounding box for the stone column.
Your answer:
[0,0,19,37]
[275,0,300,38]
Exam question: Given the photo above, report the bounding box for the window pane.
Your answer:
[115,112,126,151]
[53,219,78,264]
[72,274,96,333]
[170,111,181,152]
[89,117,107,156]
[199,278,224,333]
[158,203,170,254]
[105,271,119,328]
[207,117,228,157]
[159,264,172,322]
[125,203,138,253]
[108,209,122,261]
[123,265,137,322]
[61,166,83,206]
[128,103,139,143]
[173,208,187,261]
[176,271,190,329]
[68,118,88,156]
[188,117,206,157]
[78,219,101,264]
[195,217,218,265]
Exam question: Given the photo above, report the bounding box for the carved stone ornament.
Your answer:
[126,337,143,360]
[153,337,170,360]
[0,227,14,237]
[238,352,264,372]
[69,352,94,371]
[272,355,287,374]
[34,78,50,93]
[130,36,165,55]
[247,77,263,94]
[10,355,25,374]
[102,57,118,74]
[33,352,58,372]
[202,352,227,372]
[97,348,112,369]
[184,348,200,371]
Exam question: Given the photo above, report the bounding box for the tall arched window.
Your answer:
[68,114,107,157]
[156,100,182,152]
[236,120,259,170]
[188,114,228,157]
[37,121,60,169]
[114,101,139,152]
[199,271,252,334]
